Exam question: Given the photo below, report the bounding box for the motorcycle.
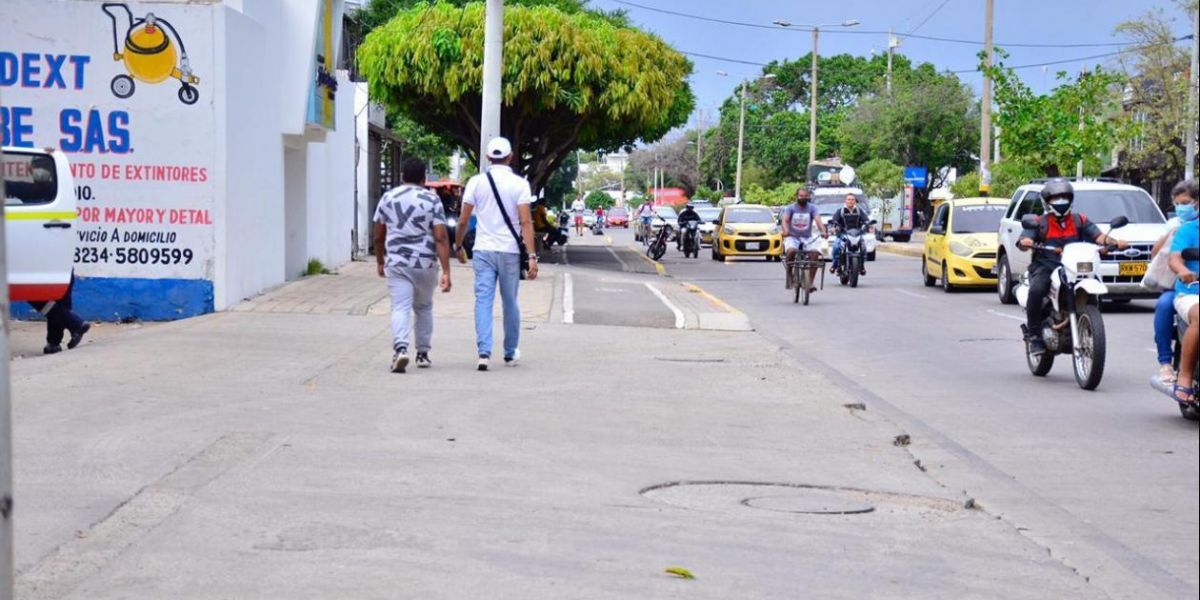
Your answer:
[834,220,876,287]
[679,221,701,258]
[647,223,670,261]
[1015,215,1129,391]
[1150,247,1199,421]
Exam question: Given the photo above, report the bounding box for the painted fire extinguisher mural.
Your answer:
[102,2,201,105]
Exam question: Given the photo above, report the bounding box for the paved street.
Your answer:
[7,230,1197,599]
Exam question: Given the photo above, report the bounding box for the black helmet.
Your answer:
[1041,178,1074,218]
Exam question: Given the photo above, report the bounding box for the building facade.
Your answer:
[4,0,361,320]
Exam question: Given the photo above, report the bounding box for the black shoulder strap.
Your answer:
[1038,215,1048,240]
[486,171,524,248]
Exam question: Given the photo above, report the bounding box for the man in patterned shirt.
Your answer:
[374,158,452,373]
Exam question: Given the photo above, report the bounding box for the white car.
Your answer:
[4,146,76,302]
[695,207,722,245]
[995,179,1167,304]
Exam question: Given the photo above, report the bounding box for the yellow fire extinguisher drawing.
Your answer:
[102,3,200,105]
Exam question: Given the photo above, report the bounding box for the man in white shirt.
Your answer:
[455,137,539,371]
[571,195,587,236]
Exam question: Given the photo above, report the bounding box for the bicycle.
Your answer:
[787,238,826,305]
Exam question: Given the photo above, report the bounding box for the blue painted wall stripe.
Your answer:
[10,276,214,322]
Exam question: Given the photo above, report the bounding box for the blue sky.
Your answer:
[591,0,1195,126]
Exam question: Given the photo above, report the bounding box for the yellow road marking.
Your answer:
[4,211,77,221]
[685,283,743,315]
[629,246,667,276]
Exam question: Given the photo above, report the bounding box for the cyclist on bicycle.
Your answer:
[782,187,828,291]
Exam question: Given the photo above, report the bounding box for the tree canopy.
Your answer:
[838,68,978,214]
[1113,3,1196,180]
[358,2,694,192]
[983,48,1131,177]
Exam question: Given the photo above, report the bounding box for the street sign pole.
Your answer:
[479,0,504,170]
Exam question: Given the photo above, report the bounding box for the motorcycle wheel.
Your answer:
[650,241,666,261]
[1025,338,1055,377]
[1073,304,1106,390]
[849,256,860,288]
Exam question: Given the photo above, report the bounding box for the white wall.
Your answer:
[213,5,287,308]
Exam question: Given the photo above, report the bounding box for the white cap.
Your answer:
[486,137,512,160]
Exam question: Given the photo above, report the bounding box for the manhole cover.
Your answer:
[741,493,875,515]
[641,480,961,518]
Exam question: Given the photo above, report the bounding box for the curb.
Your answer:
[878,243,923,258]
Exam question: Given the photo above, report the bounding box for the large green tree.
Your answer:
[838,69,978,215]
[701,53,927,188]
[358,2,694,192]
[983,49,1131,177]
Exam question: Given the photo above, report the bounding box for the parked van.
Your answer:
[4,146,76,302]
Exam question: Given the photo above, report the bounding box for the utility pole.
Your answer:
[736,80,747,200]
[1,88,13,600]
[809,27,820,164]
[979,0,994,196]
[886,28,897,97]
[1186,5,1199,180]
[1077,65,1087,180]
[479,0,504,170]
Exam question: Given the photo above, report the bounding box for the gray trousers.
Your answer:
[387,267,438,353]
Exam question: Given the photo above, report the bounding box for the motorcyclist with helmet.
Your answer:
[676,203,702,251]
[1018,178,1128,356]
[829,193,872,276]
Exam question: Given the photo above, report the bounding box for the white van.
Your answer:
[3,146,76,302]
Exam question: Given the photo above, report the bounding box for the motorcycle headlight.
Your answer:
[949,241,973,257]
[768,225,782,235]
[723,225,736,235]
[1076,261,1094,274]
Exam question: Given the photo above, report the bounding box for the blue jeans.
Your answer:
[473,250,521,359]
[1155,290,1177,365]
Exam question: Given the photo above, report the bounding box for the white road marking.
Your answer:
[563,273,575,324]
[987,309,1025,322]
[606,246,630,272]
[894,288,930,300]
[644,282,686,329]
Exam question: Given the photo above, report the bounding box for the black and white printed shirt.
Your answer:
[373,184,447,270]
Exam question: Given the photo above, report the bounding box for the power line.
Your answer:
[907,0,951,36]
[608,0,1164,49]
[680,35,1192,74]
[949,36,1192,73]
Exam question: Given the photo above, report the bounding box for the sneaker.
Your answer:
[1028,338,1047,356]
[391,349,409,373]
[67,322,91,349]
[477,355,490,372]
[504,349,521,367]
[1158,364,1177,385]
[43,344,62,355]
[416,353,432,369]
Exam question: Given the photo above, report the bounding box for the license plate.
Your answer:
[746,242,763,251]
[883,223,893,230]
[1119,262,1148,276]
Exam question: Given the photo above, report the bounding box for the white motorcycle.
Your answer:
[1015,215,1129,390]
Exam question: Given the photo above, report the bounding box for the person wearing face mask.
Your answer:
[781,187,827,291]
[1165,179,1199,404]
[1148,181,1191,384]
[1018,178,1129,356]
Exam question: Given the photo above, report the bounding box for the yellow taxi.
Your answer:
[922,197,1008,291]
[711,204,783,261]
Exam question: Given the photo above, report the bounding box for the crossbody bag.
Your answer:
[486,172,531,279]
